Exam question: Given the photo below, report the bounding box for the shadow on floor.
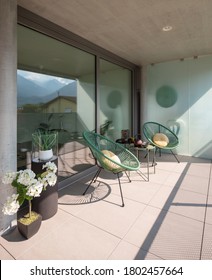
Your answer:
[58,179,112,206]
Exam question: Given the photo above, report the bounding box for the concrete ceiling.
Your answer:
[17,0,212,66]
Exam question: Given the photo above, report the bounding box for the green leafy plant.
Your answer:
[32,130,58,151]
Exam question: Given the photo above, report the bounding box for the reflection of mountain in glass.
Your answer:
[17,74,76,107]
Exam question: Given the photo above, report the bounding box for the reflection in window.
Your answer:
[17,24,134,183]
[99,59,132,141]
[17,25,96,183]
[17,69,95,181]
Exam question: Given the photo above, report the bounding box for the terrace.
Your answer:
[0,152,211,260]
[1,1,212,263]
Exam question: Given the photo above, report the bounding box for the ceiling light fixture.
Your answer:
[162,25,173,32]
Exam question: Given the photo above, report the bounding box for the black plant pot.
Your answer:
[17,212,42,239]
[31,157,58,220]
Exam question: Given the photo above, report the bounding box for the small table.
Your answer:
[132,144,156,181]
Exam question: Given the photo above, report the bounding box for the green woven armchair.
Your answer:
[142,121,180,163]
[82,131,141,207]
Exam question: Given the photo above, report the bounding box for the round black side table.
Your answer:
[31,156,58,220]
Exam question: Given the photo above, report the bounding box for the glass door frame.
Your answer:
[17,6,141,185]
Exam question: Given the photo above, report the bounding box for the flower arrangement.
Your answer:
[2,161,57,223]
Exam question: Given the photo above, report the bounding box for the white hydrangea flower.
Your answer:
[2,194,20,215]
[42,162,57,173]
[17,169,36,186]
[2,172,17,185]
[26,181,43,197]
[2,161,58,217]
[38,177,48,188]
[44,172,57,186]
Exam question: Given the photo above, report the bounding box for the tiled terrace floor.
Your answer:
[0,153,212,260]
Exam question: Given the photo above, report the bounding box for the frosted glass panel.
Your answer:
[189,57,212,158]
[99,59,131,141]
[145,56,212,159]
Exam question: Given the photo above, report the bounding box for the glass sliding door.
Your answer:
[99,59,132,141]
[17,25,95,181]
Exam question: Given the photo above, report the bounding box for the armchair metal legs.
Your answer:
[170,150,180,163]
[82,167,102,195]
[117,173,125,207]
[83,167,130,207]
[155,147,180,163]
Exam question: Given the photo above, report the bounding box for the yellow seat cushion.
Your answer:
[153,133,169,147]
[101,150,121,170]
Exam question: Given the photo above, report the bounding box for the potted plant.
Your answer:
[1,161,57,239]
[32,129,58,161]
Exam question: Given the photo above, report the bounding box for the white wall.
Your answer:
[143,55,212,159]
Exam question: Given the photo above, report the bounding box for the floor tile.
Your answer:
[124,206,164,247]
[201,223,212,259]
[149,185,176,209]
[156,161,184,173]
[186,162,211,178]
[0,154,211,260]
[178,174,209,195]
[145,169,171,185]
[163,171,184,186]
[167,189,207,222]
[205,195,212,225]
[0,244,14,260]
[18,216,120,260]
[145,212,203,259]
[58,176,110,215]
[108,240,162,260]
[209,178,212,196]
[119,180,162,205]
[0,209,71,259]
[124,207,203,259]
[75,194,146,238]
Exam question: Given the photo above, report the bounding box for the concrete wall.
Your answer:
[0,0,17,233]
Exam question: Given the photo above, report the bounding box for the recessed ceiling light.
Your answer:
[162,25,173,32]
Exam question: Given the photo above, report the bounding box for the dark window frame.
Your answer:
[17,6,141,135]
